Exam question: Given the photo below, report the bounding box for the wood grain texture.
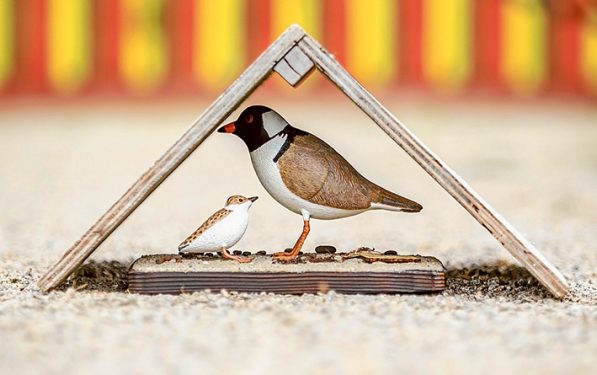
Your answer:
[297,35,568,298]
[128,253,446,295]
[37,25,307,292]
[129,271,446,295]
[273,59,302,86]
[273,45,314,87]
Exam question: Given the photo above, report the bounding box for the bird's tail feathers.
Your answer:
[372,188,422,213]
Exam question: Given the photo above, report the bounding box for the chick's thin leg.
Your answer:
[221,246,252,263]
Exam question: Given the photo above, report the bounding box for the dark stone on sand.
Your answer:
[242,251,251,256]
[315,245,337,254]
[384,250,398,255]
[256,251,267,255]
[233,250,242,255]
[284,248,293,253]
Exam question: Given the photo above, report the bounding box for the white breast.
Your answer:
[183,210,248,252]
[250,135,364,220]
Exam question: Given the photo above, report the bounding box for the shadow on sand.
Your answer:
[60,258,552,301]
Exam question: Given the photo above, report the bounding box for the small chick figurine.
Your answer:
[178,195,258,263]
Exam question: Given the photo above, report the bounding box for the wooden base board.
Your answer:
[128,252,446,295]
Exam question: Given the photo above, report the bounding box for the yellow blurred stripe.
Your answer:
[194,0,245,89]
[120,0,168,93]
[346,0,395,85]
[271,0,320,39]
[423,0,471,90]
[580,22,597,94]
[0,0,13,88]
[271,0,319,89]
[48,0,91,93]
[501,0,547,94]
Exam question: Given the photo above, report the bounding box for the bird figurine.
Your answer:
[217,105,422,261]
[178,195,258,263]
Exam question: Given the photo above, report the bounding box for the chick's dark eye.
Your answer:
[246,115,253,123]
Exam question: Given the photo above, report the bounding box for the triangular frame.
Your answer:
[39,25,568,297]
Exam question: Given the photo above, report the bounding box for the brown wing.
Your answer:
[178,208,230,250]
[278,134,374,210]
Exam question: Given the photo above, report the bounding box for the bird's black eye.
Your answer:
[245,115,254,124]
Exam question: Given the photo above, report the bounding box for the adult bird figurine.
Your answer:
[178,195,258,263]
[218,105,422,261]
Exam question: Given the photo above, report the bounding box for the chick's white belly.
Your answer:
[250,137,364,220]
[183,213,248,252]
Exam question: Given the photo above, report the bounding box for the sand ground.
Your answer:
[0,96,595,374]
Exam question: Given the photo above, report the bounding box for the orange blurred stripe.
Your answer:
[580,18,597,94]
[15,0,47,93]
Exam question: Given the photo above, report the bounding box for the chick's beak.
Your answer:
[248,196,258,202]
[217,122,236,133]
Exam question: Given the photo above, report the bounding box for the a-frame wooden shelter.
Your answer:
[38,25,568,297]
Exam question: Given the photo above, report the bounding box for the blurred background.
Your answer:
[1,3,596,372]
[0,0,596,267]
[0,0,596,98]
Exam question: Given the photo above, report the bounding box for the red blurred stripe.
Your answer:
[247,0,271,62]
[323,0,347,65]
[15,0,47,94]
[166,0,194,91]
[549,10,581,93]
[399,0,423,85]
[474,0,502,89]
[94,0,121,91]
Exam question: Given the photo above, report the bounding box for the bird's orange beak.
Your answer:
[217,122,236,133]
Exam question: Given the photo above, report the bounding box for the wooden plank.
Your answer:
[273,45,314,86]
[297,35,568,298]
[127,253,446,295]
[37,24,306,292]
[285,45,314,77]
[273,58,301,86]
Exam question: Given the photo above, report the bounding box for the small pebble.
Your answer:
[242,251,251,256]
[204,253,213,257]
[298,251,304,255]
[284,248,293,253]
[256,251,267,255]
[384,250,398,255]
[315,245,337,254]
[233,250,242,255]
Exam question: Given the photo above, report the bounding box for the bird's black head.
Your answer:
[217,105,288,151]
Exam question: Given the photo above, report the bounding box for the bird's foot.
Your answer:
[234,255,253,263]
[273,251,299,262]
[221,248,253,263]
[223,253,253,263]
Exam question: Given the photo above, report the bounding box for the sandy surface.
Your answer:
[0,97,596,374]
[130,252,444,273]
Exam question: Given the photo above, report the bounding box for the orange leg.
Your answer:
[221,246,252,263]
[274,219,310,261]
